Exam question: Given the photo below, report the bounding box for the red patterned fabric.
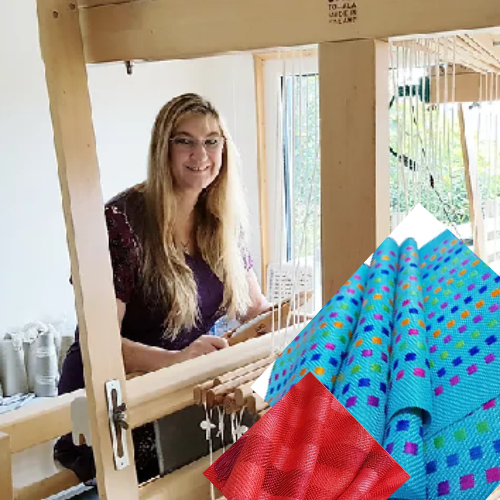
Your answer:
[204,373,409,499]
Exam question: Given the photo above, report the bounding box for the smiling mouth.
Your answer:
[186,165,210,172]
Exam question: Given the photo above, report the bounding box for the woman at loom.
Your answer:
[54,93,271,484]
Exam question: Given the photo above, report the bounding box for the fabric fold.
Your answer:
[333,237,399,443]
[267,263,369,406]
[263,228,500,499]
[383,238,433,500]
[419,231,500,434]
[205,372,410,500]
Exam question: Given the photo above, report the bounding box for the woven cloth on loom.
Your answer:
[264,230,500,499]
[204,372,410,499]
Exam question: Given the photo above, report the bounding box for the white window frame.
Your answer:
[262,54,319,266]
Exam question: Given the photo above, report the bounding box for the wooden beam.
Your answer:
[35,2,138,499]
[458,103,486,259]
[127,328,291,428]
[0,391,83,454]
[78,0,500,63]
[140,454,220,500]
[253,55,271,292]
[430,71,499,103]
[0,432,13,500]
[0,328,289,461]
[319,39,390,303]
[138,451,223,500]
[254,49,500,106]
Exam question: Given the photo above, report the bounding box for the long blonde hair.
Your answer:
[136,93,251,338]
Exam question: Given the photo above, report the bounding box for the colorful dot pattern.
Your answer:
[333,237,399,443]
[420,231,500,435]
[424,396,500,499]
[268,262,369,406]
[264,229,500,499]
[381,238,432,500]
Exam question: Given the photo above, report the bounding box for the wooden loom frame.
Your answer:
[2,0,500,499]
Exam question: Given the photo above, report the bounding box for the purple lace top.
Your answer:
[56,188,253,480]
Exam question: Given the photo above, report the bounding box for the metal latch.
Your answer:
[105,379,130,470]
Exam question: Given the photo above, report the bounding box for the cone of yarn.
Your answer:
[34,330,59,397]
[1,332,29,396]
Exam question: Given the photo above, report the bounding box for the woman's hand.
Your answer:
[178,335,229,362]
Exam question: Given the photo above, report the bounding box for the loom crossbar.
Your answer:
[78,0,500,64]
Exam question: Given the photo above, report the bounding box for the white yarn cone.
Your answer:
[34,331,59,397]
[1,333,29,396]
[23,323,50,393]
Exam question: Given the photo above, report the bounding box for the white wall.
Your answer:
[0,0,261,334]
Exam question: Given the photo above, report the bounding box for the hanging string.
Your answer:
[438,38,445,221]
[495,73,499,267]
[450,35,457,212]
[230,412,239,443]
[389,41,399,228]
[235,407,248,440]
[313,65,320,311]
[303,53,311,316]
[431,38,438,219]
[277,50,287,353]
[395,41,406,217]
[389,36,463,240]
[215,406,226,454]
[423,39,431,213]
[487,72,493,260]
[414,42,422,206]
[477,73,484,255]
[269,47,285,357]
[410,40,417,207]
[202,401,216,500]
[269,49,282,358]
[283,50,297,349]
[445,37,453,220]
[289,48,321,324]
[403,41,410,216]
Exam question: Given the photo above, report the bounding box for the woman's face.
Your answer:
[169,113,224,194]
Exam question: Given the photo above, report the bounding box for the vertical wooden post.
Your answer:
[0,433,13,500]
[319,39,390,304]
[35,2,138,499]
[458,103,486,260]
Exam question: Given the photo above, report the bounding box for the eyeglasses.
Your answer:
[169,136,225,151]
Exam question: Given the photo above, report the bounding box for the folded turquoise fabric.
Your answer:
[265,230,500,499]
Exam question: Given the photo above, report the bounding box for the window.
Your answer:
[281,73,320,263]
[263,54,322,312]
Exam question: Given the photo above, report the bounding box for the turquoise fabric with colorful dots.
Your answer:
[264,229,500,499]
[267,262,369,407]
